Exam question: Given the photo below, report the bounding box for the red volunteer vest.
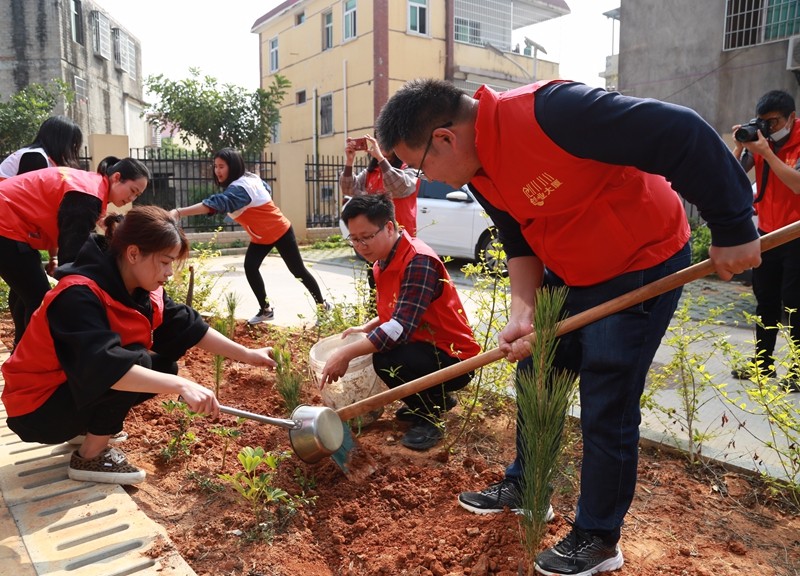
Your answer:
[1,276,165,417]
[0,167,108,250]
[226,175,291,245]
[753,124,800,233]
[373,232,480,360]
[364,168,418,237]
[471,82,690,286]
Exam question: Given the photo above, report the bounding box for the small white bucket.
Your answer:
[308,332,388,426]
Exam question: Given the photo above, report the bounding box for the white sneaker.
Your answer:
[68,430,128,445]
[248,307,275,325]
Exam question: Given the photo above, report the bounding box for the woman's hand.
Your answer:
[179,381,220,418]
[319,348,352,389]
[365,135,385,162]
[243,347,277,369]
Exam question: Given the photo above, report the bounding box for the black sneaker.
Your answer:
[534,522,624,576]
[395,394,458,422]
[401,419,444,451]
[458,478,555,521]
[731,361,776,380]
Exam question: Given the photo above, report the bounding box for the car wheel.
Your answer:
[477,230,506,274]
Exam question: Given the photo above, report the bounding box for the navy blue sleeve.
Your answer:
[534,82,757,247]
[468,183,535,259]
[201,184,251,214]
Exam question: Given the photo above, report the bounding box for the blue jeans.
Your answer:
[505,243,691,544]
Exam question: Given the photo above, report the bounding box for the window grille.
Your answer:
[113,28,136,76]
[320,94,333,136]
[91,11,111,59]
[724,0,800,49]
[454,0,513,50]
[409,0,428,35]
[344,0,357,41]
[74,76,88,101]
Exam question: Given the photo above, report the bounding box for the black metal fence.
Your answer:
[129,148,276,233]
[305,155,368,229]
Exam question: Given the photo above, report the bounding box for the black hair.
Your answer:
[366,151,404,173]
[376,78,466,151]
[105,205,189,263]
[97,156,151,182]
[756,90,796,117]
[28,115,83,169]
[213,148,247,187]
[341,193,395,227]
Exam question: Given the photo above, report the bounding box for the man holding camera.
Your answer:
[731,89,800,391]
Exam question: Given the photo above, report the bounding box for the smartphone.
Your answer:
[351,137,368,151]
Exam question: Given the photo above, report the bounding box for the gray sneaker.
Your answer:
[248,307,275,325]
[68,447,146,485]
[458,478,555,521]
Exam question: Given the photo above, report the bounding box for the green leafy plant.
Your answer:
[224,292,239,338]
[167,229,229,315]
[218,446,315,540]
[0,81,74,151]
[516,286,578,571]
[160,400,203,461]
[212,318,228,397]
[210,421,243,470]
[643,294,735,464]
[273,341,303,412]
[689,220,711,265]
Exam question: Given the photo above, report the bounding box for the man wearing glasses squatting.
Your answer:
[319,193,480,451]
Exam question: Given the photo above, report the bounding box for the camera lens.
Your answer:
[734,125,759,143]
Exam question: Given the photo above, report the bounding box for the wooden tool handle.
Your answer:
[336,220,800,422]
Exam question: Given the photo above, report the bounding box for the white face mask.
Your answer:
[770,123,792,141]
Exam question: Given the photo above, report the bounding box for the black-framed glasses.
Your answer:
[346,224,386,247]
[760,115,784,131]
[415,121,453,179]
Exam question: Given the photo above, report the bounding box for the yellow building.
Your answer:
[251,0,569,240]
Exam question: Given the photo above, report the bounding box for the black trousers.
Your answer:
[372,341,472,416]
[0,236,52,346]
[751,234,800,360]
[6,353,177,444]
[243,226,324,309]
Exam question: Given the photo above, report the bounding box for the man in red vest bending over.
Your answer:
[376,78,761,576]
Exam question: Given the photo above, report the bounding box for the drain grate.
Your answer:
[0,351,196,576]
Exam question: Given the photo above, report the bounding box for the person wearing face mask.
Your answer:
[730,89,800,392]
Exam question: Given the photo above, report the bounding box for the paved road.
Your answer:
[199,246,798,482]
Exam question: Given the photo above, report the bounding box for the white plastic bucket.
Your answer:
[308,332,388,426]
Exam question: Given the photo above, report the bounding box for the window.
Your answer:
[319,94,333,136]
[296,90,307,105]
[408,0,428,35]
[455,17,482,46]
[74,76,88,101]
[91,11,112,59]
[724,0,800,49]
[322,10,333,50]
[71,1,84,44]
[271,122,280,144]
[269,37,279,72]
[113,28,136,77]
[343,0,357,41]
[295,12,305,25]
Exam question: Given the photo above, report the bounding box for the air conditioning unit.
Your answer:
[787,36,800,70]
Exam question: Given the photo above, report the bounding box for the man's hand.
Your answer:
[319,348,352,389]
[498,315,534,362]
[709,239,761,281]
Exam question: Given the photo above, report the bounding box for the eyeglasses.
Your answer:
[415,121,453,179]
[346,224,386,247]
[760,115,784,131]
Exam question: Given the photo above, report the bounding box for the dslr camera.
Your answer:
[734,118,771,143]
